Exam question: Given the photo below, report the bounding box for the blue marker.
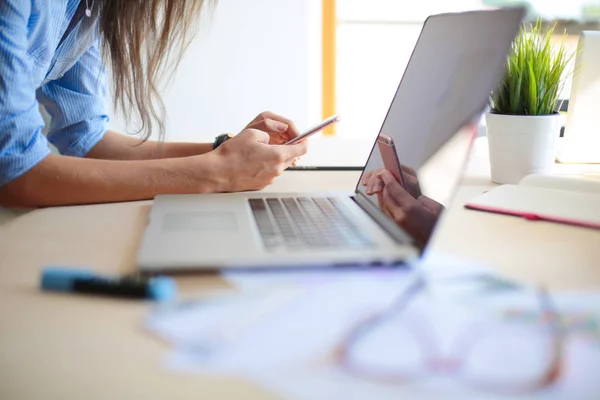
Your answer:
[41,267,177,301]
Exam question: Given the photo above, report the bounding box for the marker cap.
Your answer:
[41,267,95,292]
[147,277,177,301]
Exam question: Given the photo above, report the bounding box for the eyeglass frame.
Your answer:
[332,274,564,395]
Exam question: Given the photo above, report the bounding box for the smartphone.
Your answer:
[377,133,408,189]
[285,115,340,145]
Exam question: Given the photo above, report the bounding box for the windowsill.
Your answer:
[541,20,600,35]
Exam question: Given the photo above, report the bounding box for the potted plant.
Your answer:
[487,20,574,184]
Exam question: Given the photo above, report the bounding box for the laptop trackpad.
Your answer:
[161,211,239,232]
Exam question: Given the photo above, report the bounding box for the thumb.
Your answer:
[380,169,398,185]
[381,170,414,203]
[276,140,309,161]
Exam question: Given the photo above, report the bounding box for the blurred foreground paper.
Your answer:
[145,260,600,399]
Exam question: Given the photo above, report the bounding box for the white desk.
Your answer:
[432,138,600,290]
[1,137,599,399]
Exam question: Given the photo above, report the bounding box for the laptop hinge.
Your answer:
[352,192,415,246]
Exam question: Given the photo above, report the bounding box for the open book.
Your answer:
[465,174,600,229]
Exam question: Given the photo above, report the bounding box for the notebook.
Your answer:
[465,174,600,229]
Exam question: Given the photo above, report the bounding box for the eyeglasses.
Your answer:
[333,275,564,395]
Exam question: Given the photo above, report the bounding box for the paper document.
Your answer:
[145,258,600,399]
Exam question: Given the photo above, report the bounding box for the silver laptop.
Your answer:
[137,8,524,273]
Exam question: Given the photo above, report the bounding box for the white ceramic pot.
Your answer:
[485,112,563,184]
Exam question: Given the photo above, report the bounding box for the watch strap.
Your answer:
[213,133,233,149]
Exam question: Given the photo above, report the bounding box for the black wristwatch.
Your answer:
[213,133,234,149]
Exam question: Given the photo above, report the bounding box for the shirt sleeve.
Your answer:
[0,1,51,187]
[37,39,109,157]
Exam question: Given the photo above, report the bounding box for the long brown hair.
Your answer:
[99,0,213,141]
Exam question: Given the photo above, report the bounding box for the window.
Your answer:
[308,0,600,167]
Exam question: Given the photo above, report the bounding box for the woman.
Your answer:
[0,0,307,208]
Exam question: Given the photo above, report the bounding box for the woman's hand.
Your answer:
[361,169,387,209]
[244,111,301,145]
[362,169,385,196]
[207,128,308,192]
[362,166,422,199]
[244,111,305,166]
[379,170,443,247]
[398,164,422,199]
[362,169,443,247]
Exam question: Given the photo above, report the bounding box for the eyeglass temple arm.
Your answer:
[334,275,427,363]
[536,285,564,387]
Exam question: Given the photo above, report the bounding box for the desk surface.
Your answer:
[1,137,600,399]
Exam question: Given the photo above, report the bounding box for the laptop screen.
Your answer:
[354,8,524,249]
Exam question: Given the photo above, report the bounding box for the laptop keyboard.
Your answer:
[248,197,374,250]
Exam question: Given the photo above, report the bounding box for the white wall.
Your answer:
[109,0,322,142]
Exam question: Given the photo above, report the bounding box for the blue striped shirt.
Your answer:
[0,0,108,186]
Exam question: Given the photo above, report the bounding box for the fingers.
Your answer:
[404,171,419,189]
[229,128,306,188]
[276,139,309,161]
[247,111,301,142]
[401,164,417,178]
[363,169,386,195]
[248,118,289,135]
[257,111,301,138]
[362,170,374,186]
[238,128,271,144]
[418,195,444,214]
[400,167,422,198]
[382,186,405,222]
[366,178,373,195]
[380,170,414,204]
[366,171,381,195]
[216,126,305,192]
[376,192,385,210]
[236,129,306,164]
[372,178,384,194]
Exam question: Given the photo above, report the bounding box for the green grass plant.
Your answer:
[491,20,574,116]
